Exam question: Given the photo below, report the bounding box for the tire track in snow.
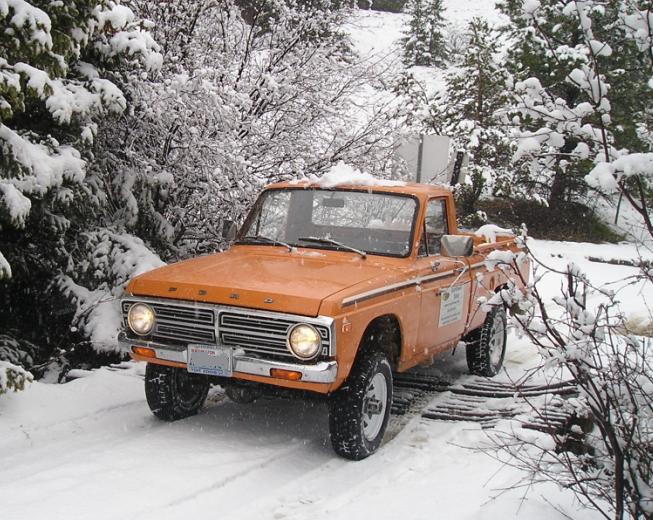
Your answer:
[130,440,330,520]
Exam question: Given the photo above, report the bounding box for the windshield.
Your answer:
[238,188,418,257]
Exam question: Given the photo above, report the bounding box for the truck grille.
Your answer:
[122,300,332,360]
[218,312,331,360]
[121,301,215,344]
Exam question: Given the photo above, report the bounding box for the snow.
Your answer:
[587,153,653,192]
[475,224,514,243]
[2,238,644,519]
[0,182,31,226]
[306,161,406,188]
[528,239,652,319]
[0,0,53,49]
[0,124,86,195]
[0,349,597,520]
[0,250,11,279]
[96,28,163,71]
[96,3,135,30]
[522,0,541,16]
[13,61,50,97]
[344,9,407,58]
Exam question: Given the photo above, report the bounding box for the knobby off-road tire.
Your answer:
[145,363,210,421]
[329,352,393,460]
[466,306,507,377]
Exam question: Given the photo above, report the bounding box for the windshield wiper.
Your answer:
[238,235,293,252]
[298,236,367,259]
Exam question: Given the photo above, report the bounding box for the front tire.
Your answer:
[466,306,507,377]
[329,352,393,460]
[145,363,209,421]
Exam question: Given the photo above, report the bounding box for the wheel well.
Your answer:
[357,315,402,369]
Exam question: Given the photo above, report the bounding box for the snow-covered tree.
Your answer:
[486,4,653,516]
[89,0,403,259]
[0,0,161,273]
[499,0,653,210]
[0,0,162,373]
[402,0,447,67]
[427,18,515,213]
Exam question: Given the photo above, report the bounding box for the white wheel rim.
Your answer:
[489,313,505,368]
[362,372,387,441]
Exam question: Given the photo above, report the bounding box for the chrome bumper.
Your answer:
[118,331,337,384]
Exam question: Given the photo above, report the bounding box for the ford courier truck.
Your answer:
[119,180,529,460]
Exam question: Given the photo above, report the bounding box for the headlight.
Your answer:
[287,324,321,360]
[127,303,155,336]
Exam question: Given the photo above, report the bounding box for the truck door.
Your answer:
[415,198,472,356]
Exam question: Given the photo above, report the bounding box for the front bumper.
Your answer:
[118,331,338,384]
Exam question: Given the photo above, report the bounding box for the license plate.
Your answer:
[187,344,233,377]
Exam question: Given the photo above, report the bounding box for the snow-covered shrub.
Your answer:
[94,0,404,257]
[483,239,653,519]
[0,360,33,396]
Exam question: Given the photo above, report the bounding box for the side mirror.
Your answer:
[440,235,473,257]
[222,220,237,241]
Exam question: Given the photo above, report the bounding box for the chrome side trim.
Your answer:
[341,270,462,307]
[118,332,337,384]
[418,271,457,285]
[341,278,420,307]
[340,259,489,308]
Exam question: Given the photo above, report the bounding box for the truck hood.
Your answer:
[128,246,398,316]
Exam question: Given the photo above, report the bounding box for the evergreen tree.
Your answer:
[429,19,514,213]
[498,0,653,208]
[402,0,447,67]
[0,1,162,374]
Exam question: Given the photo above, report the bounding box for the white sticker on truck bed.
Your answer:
[438,285,465,327]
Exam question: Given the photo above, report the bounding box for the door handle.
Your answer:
[430,261,440,272]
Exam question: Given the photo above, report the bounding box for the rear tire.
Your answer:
[329,352,393,460]
[466,306,507,377]
[145,363,209,421]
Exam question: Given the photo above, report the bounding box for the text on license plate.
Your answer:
[187,344,233,377]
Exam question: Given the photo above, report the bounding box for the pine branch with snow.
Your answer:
[0,0,162,275]
[0,360,32,396]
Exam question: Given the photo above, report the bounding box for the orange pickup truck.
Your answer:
[119,179,529,459]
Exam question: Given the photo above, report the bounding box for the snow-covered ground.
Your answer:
[0,342,593,520]
[1,239,648,520]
